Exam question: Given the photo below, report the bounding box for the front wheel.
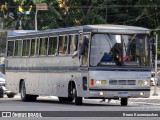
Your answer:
[58,97,74,103]
[121,98,128,106]
[73,88,82,105]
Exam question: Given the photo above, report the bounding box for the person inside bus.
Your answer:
[100,52,112,61]
[72,35,89,66]
[110,43,122,65]
[72,42,81,58]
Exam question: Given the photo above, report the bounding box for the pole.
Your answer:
[153,34,158,96]
[35,9,38,31]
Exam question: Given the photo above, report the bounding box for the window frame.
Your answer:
[14,39,23,57]
[68,34,79,55]
[48,36,58,56]
[30,37,40,57]
[22,38,31,57]
[39,36,48,56]
[7,40,15,57]
[58,35,68,56]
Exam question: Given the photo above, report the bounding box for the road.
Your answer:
[0,87,160,120]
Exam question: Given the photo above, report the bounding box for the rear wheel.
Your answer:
[20,81,37,102]
[121,98,128,106]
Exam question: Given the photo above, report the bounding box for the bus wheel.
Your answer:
[73,88,82,105]
[67,97,74,102]
[121,98,128,106]
[20,81,30,101]
[58,97,74,102]
[29,95,37,102]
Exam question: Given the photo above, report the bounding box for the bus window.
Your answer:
[90,34,122,66]
[7,41,14,57]
[14,40,22,56]
[48,36,57,55]
[22,39,30,56]
[123,35,148,66]
[58,36,68,55]
[30,38,39,56]
[68,35,78,54]
[39,37,48,55]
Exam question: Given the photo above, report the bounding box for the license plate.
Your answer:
[117,91,128,97]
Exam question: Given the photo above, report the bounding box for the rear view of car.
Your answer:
[0,72,15,98]
[0,72,6,98]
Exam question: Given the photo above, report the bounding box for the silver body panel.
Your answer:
[5,24,150,99]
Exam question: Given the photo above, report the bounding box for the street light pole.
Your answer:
[35,9,38,31]
[153,34,158,96]
[35,3,48,31]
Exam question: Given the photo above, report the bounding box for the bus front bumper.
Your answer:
[88,89,150,98]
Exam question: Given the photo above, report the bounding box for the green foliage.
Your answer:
[158,49,160,59]
[1,0,160,59]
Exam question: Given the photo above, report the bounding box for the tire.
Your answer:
[20,81,37,102]
[121,98,128,106]
[7,94,15,98]
[58,97,74,103]
[29,95,37,102]
[73,87,82,105]
[0,86,4,98]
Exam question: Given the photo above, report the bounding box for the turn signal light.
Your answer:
[90,79,94,86]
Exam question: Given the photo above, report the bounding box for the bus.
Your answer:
[5,24,151,106]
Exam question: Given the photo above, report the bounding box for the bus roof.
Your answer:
[8,24,150,38]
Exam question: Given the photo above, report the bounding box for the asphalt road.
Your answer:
[0,87,160,120]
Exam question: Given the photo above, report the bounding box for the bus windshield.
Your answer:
[90,34,149,67]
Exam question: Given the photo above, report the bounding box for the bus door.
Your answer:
[80,33,90,66]
[79,33,90,96]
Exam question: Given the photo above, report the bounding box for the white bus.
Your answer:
[5,24,151,106]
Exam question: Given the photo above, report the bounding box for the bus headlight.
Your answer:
[101,80,107,85]
[140,92,145,96]
[138,80,143,86]
[96,80,101,85]
[95,80,107,85]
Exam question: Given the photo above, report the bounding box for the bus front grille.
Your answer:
[109,80,136,85]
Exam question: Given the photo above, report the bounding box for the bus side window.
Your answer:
[30,38,39,56]
[68,34,78,54]
[48,36,57,56]
[58,36,68,55]
[22,39,30,56]
[7,41,14,57]
[39,37,48,56]
[14,40,22,56]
